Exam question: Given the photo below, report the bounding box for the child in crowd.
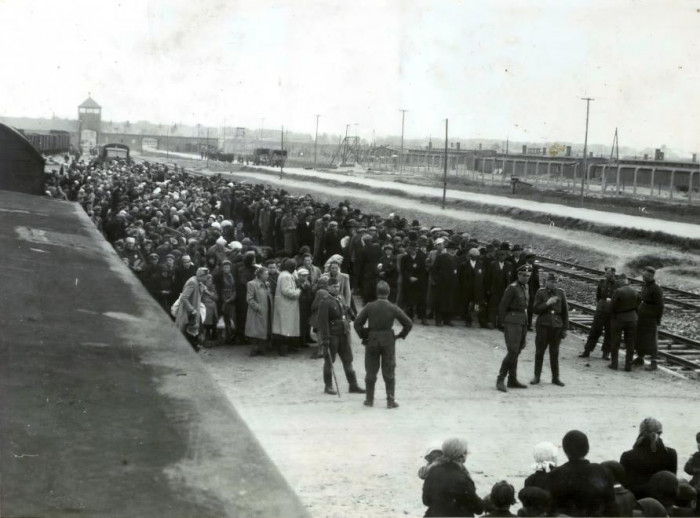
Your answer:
[517,487,551,517]
[483,481,517,517]
[418,441,443,480]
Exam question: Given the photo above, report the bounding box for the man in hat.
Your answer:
[634,266,664,371]
[496,264,532,392]
[353,281,412,409]
[400,240,428,324]
[609,273,640,371]
[377,244,398,303]
[460,247,488,328]
[579,267,617,360]
[431,241,459,326]
[531,272,568,386]
[317,277,365,395]
[487,249,514,329]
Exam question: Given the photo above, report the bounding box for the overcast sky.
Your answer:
[1,0,698,152]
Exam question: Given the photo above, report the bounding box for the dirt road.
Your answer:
[200,320,700,517]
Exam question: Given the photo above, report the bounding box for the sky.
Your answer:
[1,0,699,152]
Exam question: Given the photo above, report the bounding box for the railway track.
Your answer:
[535,256,700,311]
[567,301,700,378]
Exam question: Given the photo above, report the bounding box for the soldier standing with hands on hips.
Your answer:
[496,264,532,393]
[354,281,413,408]
[531,272,568,387]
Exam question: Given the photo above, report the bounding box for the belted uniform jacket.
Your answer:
[498,281,529,326]
[533,287,569,328]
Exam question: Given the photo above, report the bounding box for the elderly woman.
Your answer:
[200,273,219,343]
[174,267,209,351]
[422,438,483,517]
[620,417,678,499]
[272,258,301,356]
[524,441,558,491]
[246,267,273,356]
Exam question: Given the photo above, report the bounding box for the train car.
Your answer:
[271,149,287,167]
[22,130,71,155]
[0,123,46,195]
[100,143,131,164]
[253,148,271,165]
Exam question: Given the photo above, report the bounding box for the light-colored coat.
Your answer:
[245,278,273,340]
[175,276,201,331]
[272,270,301,337]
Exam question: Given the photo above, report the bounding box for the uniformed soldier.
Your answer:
[317,277,365,395]
[579,267,617,359]
[353,281,413,409]
[634,266,664,371]
[609,274,640,371]
[496,264,531,392]
[531,272,568,387]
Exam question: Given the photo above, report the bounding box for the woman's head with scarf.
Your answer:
[635,417,665,452]
[440,438,469,464]
[532,441,558,472]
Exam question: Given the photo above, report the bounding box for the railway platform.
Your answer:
[0,191,307,517]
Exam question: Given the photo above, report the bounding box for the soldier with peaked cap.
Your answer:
[496,264,531,392]
[317,277,365,395]
[531,272,568,387]
[353,281,412,409]
[634,266,664,371]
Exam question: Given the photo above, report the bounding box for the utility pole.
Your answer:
[313,114,320,171]
[442,118,448,209]
[399,109,407,175]
[260,118,265,142]
[580,97,594,202]
[206,126,210,168]
[280,125,284,177]
[166,125,170,160]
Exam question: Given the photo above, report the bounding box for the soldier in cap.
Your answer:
[579,267,617,360]
[531,272,568,386]
[634,266,664,371]
[317,277,365,395]
[496,264,532,392]
[353,281,412,408]
[609,273,640,371]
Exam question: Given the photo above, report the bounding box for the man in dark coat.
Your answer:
[620,417,678,499]
[487,250,514,328]
[609,273,640,371]
[548,430,616,517]
[376,245,399,303]
[579,267,617,360]
[460,247,488,328]
[400,241,428,324]
[358,234,382,304]
[353,281,413,409]
[531,272,569,387]
[496,264,531,392]
[296,212,315,251]
[634,266,664,371]
[430,242,459,326]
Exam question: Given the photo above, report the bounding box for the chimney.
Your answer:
[428,141,432,150]
[456,142,460,150]
[542,147,547,155]
[566,146,572,157]
[692,153,697,163]
[522,145,527,154]
[655,148,664,161]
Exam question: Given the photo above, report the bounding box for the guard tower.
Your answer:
[78,95,101,153]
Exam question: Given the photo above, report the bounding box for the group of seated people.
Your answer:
[420,419,700,517]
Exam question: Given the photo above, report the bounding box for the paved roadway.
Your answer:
[0,190,307,518]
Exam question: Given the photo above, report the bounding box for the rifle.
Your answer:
[324,343,341,398]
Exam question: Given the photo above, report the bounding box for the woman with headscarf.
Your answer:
[620,417,678,499]
[272,258,301,356]
[327,260,352,309]
[524,441,558,491]
[422,438,484,517]
[234,251,258,344]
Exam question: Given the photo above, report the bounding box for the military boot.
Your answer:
[347,372,366,394]
[386,379,399,409]
[364,380,375,407]
[323,372,336,395]
[496,376,507,393]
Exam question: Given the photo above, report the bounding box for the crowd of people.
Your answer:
[45,154,665,395]
[420,420,700,517]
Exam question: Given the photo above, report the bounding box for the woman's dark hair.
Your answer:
[282,258,297,272]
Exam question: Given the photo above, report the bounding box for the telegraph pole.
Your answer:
[399,109,407,175]
[260,118,265,142]
[580,97,594,202]
[206,126,210,168]
[280,125,284,177]
[442,118,448,209]
[313,114,320,170]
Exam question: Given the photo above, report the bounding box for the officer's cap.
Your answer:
[517,265,533,273]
